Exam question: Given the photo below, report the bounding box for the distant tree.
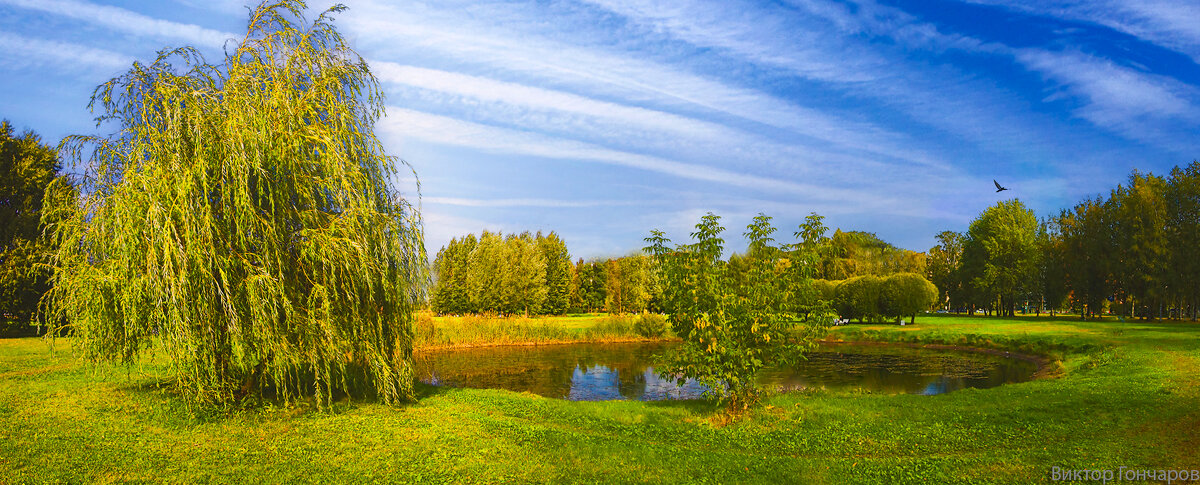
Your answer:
[1037,217,1069,316]
[1107,171,1169,319]
[0,121,62,330]
[821,229,924,279]
[961,200,1040,317]
[575,260,608,312]
[604,258,624,314]
[645,213,829,410]
[42,2,426,406]
[1059,198,1113,319]
[537,232,571,315]
[467,231,507,313]
[1166,162,1200,321]
[811,279,838,304]
[571,259,590,312]
[926,231,964,311]
[431,234,476,315]
[505,232,547,315]
[619,255,655,314]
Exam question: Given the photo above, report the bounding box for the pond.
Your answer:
[414,342,1039,401]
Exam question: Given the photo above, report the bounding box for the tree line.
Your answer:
[430,231,662,315]
[431,213,941,322]
[928,163,1200,320]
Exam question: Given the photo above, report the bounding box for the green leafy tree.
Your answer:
[797,212,829,249]
[811,279,838,304]
[573,260,608,312]
[834,275,882,322]
[0,121,62,332]
[41,2,426,406]
[1058,198,1113,319]
[466,231,507,314]
[645,212,830,410]
[880,273,939,324]
[821,230,924,279]
[604,258,624,314]
[505,232,547,315]
[926,231,964,311]
[1037,218,1069,316]
[1166,162,1200,320]
[605,254,654,314]
[568,258,584,312]
[431,234,476,315]
[537,232,572,315]
[961,200,1040,317]
[1108,171,1169,319]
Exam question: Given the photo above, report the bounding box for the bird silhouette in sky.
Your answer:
[994,180,1009,193]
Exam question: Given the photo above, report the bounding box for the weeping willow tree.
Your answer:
[40,0,426,407]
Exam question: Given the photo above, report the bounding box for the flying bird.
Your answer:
[994,180,1009,193]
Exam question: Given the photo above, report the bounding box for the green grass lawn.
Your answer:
[2,313,1198,483]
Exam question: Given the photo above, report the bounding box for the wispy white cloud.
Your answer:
[960,0,1200,63]
[579,0,880,83]
[1,0,237,47]
[583,0,1200,159]
[374,62,947,182]
[423,196,636,208]
[344,2,947,171]
[380,106,909,211]
[1016,48,1199,141]
[571,0,1069,162]
[373,62,725,141]
[0,31,131,71]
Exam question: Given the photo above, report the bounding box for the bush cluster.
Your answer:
[634,312,668,338]
[831,272,938,324]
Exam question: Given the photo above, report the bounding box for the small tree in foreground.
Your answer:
[645,213,831,411]
[42,1,426,407]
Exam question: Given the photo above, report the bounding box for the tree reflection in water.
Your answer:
[415,342,1037,401]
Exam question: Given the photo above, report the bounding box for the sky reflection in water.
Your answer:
[416,342,1037,401]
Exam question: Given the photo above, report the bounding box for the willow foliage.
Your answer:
[41,1,426,407]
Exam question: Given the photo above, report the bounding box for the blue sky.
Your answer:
[2,0,1198,259]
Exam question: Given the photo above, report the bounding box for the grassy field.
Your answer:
[1,313,1198,483]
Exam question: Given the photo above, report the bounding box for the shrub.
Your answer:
[415,312,437,344]
[880,273,939,324]
[634,312,668,338]
[836,275,883,322]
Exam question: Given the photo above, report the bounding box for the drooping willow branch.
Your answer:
[41,0,426,407]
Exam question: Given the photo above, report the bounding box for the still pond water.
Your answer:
[414,342,1038,401]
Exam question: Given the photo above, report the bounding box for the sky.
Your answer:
[1,0,1198,259]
